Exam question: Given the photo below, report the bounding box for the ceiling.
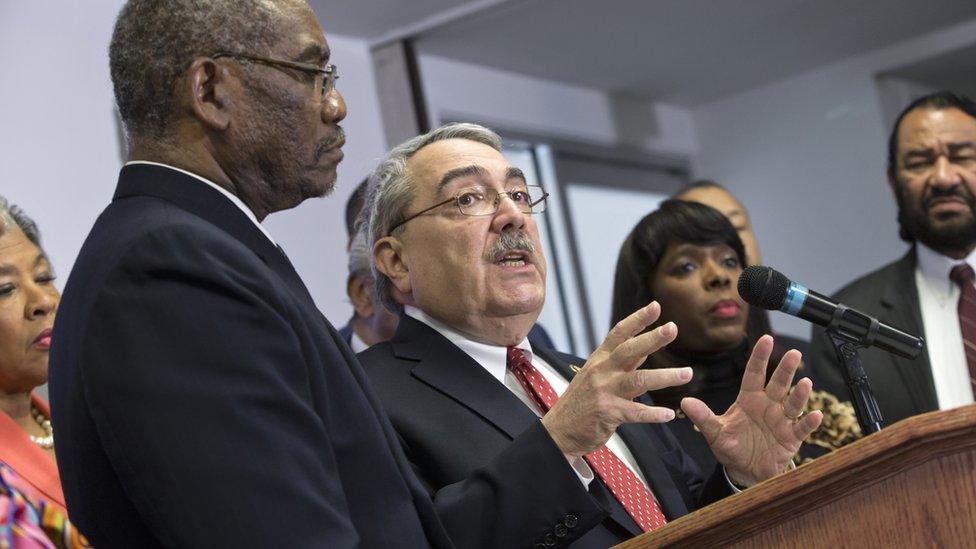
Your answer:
[313,0,486,40]
[313,0,976,106]
[883,43,976,100]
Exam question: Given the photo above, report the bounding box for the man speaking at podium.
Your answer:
[358,122,822,547]
[811,91,976,425]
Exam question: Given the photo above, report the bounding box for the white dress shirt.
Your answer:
[124,161,276,245]
[349,330,370,354]
[914,243,976,409]
[404,306,654,494]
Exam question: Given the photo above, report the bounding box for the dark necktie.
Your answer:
[506,347,667,532]
[949,264,976,395]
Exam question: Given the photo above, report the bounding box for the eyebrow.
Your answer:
[903,141,976,159]
[437,165,527,195]
[0,254,49,276]
[668,242,734,256]
[665,242,707,258]
[295,43,330,64]
[506,167,527,184]
[437,166,488,194]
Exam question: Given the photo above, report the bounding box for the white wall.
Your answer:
[0,2,386,327]
[692,17,976,338]
[419,53,699,156]
[1,1,125,289]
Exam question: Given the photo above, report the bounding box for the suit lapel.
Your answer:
[536,347,689,533]
[877,249,938,413]
[395,317,539,440]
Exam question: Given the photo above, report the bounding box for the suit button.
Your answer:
[535,544,547,549]
[554,524,568,538]
[564,514,578,528]
[544,533,557,546]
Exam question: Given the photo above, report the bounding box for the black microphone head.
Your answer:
[738,266,790,311]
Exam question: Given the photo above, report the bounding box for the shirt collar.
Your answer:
[349,330,369,354]
[403,305,533,385]
[124,160,276,245]
[915,242,976,294]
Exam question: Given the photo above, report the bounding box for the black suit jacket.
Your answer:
[809,249,937,425]
[358,316,730,548]
[338,322,354,345]
[527,323,557,350]
[49,165,452,548]
[338,322,554,350]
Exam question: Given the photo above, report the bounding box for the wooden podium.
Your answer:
[617,404,976,548]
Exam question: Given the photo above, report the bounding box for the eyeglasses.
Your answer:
[389,185,549,234]
[211,51,339,100]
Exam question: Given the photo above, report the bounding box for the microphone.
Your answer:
[737,266,924,359]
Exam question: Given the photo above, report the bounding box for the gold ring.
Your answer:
[783,410,803,422]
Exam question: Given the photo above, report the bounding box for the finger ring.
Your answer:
[783,410,803,422]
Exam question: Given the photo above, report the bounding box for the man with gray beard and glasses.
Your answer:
[357,123,822,548]
[811,90,976,426]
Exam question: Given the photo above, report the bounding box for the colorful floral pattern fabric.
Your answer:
[0,463,90,549]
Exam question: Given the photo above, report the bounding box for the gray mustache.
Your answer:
[484,230,535,262]
[315,126,346,158]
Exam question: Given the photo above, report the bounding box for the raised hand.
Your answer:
[542,301,693,457]
[681,335,823,487]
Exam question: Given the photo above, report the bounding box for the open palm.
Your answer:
[681,335,823,486]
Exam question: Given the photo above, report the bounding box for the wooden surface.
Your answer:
[616,404,976,548]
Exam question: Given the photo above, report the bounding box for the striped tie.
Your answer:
[506,347,667,532]
[949,264,976,395]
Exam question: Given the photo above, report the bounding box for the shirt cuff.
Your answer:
[724,460,797,493]
[567,455,595,488]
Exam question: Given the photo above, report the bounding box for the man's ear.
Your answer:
[374,236,411,296]
[184,57,231,131]
[346,274,375,318]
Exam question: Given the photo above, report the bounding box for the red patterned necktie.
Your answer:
[949,264,976,395]
[506,346,667,532]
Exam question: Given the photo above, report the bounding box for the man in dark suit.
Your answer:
[358,123,823,547]
[810,90,976,425]
[48,1,451,547]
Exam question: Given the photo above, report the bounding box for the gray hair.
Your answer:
[347,229,372,282]
[0,194,42,249]
[109,0,287,139]
[363,122,503,313]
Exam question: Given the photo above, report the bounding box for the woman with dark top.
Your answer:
[611,200,859,473]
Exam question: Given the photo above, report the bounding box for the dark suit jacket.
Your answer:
[338,322,354,345]
[49,165,452,549]
[527,323,557,351]
[808,249,937,426]
[339,321,557,351]
[358,316,730,548]
[341,321,555,349]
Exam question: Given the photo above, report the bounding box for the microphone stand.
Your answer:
[825,306,884,435]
